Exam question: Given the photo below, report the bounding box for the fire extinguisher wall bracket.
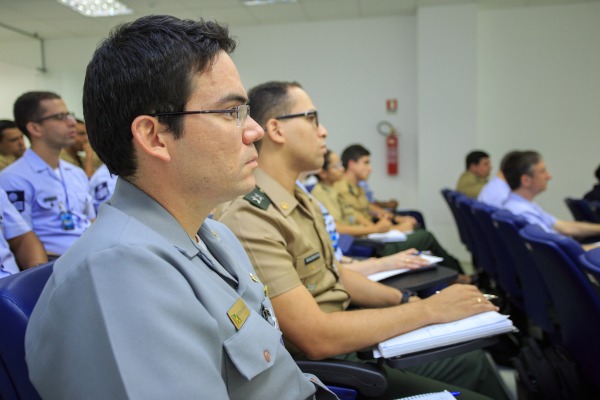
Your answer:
[377,121,399,176]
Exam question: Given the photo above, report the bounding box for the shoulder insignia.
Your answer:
[243,187,271,210]
[6,191,25,212]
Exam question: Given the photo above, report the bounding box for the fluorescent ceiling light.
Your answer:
[243,0,297,6]
[57,0,133,17]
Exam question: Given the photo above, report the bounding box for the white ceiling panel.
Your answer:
[0,0,598,41]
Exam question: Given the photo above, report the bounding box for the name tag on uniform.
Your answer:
[227,298,250,331]
[304,252,320,265]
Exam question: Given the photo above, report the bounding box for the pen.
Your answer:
[412,250,431,256]
[450,391,461,397]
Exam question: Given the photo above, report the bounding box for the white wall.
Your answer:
[478,2,600,220]
[1,2,599,262]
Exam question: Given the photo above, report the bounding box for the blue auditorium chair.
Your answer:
[519,224,600,388]
[0,262,53,400]
[491,211,558,340]
[440,189,472,252]
[471,202,525,313]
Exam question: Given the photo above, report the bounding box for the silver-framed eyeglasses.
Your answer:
[151,104,250,128]
[274,110,318,128]
[34,112,76,123]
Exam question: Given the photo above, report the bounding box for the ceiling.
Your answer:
[0,0,597,42]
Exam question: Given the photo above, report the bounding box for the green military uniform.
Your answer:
[456,171,488,199]
[0,154,18,171]
[332,177,464,273]
[311,182,357,225]
[214,169,507,400]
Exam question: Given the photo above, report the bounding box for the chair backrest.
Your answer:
[455,196,497,282]
[0,262,54,400]
[440,189,470,250]
[471,202,524,312]
[564,197,600,223]
[491,210,557,338]
[578,247,600,288]
[519,224,600,386]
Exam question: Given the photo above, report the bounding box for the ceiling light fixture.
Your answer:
[242,0,297,6]
[57,0,133,17]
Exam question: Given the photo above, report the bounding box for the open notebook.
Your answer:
[373,311,516,359]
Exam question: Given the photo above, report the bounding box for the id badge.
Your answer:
[60,211,75,230]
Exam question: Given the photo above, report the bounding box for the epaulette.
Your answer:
[243,186,271,210]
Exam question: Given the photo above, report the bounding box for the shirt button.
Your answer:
[263,350,271,363]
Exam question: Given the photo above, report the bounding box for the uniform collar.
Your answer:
[23,148,74,174]
[254,168,299,217]
[108,178,201,259]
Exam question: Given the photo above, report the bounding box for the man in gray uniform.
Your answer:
[25,15,335,400]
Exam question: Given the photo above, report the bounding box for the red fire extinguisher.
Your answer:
[378,121,398,176]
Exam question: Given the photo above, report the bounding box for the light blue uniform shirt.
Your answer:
[0,149,95,255]
[89,164,117,212]
[0,188,31,278]
[478,176,511,208]
[503,192,557,232]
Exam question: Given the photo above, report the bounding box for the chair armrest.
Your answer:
[351,238,386,252]
[296,359,388,398]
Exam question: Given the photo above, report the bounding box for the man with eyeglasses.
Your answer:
[214,81,509,400]
[24,16,336,400]
[0,91,95,259]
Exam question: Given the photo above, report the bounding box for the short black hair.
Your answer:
[502,150,541,190]
[341,144,370,170]
[465,150,489,170]
[247,81,302,153]
[595,164,600,182]
[0,119,17,140]
[13,91,61,139]
[83,15,236,178]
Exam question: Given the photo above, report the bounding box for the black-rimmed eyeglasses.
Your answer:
[274,110,318,128]
[34,112,76,123]
[151,104,250,128]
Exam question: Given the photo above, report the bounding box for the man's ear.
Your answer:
[520,173,532,189]
[131,115,171,162]
[25,122,43,140]
[264,118,286,145]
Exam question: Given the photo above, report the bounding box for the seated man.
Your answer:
[25,16,335,400]
[299,175,430,277]
[502,150,600,249]
[0,187,47,279]
[477,151,518,208]
[456,150,491,198]
[215,80,509,400]
[0,91,95,258]
[333,144,467,277]
[0,120,26,170]
[60,118,103,178]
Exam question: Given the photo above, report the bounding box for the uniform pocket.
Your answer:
[223,311,282,381]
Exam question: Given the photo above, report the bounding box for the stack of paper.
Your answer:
[374,311,516,358]
[367,229,407,242]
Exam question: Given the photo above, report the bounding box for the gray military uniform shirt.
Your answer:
[25,178,328,400]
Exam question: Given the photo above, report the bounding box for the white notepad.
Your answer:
[373,311,516,358]
[367,254,443,282]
